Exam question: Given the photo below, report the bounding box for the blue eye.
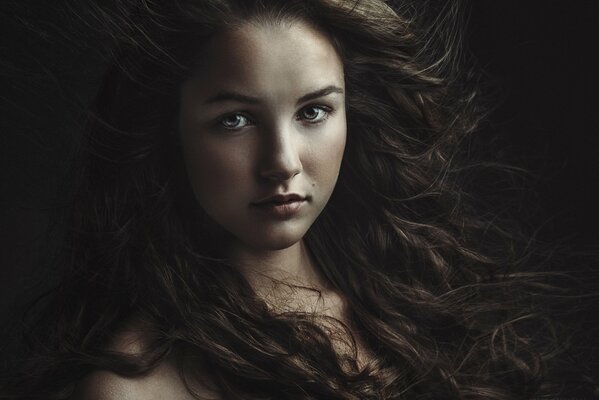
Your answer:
[298,105,332,123]
[216,105,333,132]
[219,114,252,130]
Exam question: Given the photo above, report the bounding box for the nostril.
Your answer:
[259,137,302,181]
[261,167,301,182]
[261,163,302,181]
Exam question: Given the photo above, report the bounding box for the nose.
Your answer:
[259,124,303,182]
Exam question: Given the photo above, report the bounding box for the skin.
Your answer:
[178,20,347,296]
[76,20,357,400]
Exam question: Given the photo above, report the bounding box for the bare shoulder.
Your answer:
[72,322,222,400]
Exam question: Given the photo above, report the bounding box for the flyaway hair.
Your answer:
[2,1,597,399]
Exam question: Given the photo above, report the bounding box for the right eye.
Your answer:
[218,113,253,130]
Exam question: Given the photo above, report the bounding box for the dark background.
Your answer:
[1,1,598,326]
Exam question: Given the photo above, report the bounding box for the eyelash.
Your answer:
[216,105,334,131]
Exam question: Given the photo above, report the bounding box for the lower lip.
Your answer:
[252,199,306,218]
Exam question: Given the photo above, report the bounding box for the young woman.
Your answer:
[2,0,595,399]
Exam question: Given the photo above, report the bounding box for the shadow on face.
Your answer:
[177,20,347,253]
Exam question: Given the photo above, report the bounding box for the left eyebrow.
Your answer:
[203,85,344,106]
[295,85,344,106]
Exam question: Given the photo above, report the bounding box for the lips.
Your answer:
[251,195,307,218]
[253,193,306,205]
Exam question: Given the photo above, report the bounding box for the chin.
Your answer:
[252,236,302,251]
[240,229,306,251]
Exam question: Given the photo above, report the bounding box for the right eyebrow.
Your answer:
[204,92,261,105]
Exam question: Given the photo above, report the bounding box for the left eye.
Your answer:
[298,106,331,123]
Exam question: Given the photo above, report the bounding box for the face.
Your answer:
[178,20,346,252]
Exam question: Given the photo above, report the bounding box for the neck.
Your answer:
[225,239,334,305]
[224,238,363,364]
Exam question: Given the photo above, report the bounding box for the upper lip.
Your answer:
[253,193,306,205]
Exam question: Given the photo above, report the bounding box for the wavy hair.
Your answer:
[2,0,596,399]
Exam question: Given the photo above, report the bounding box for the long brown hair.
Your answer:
[2,0,596,398]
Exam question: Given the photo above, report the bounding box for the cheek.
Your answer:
[181,138,251,205]
[312,114,347,182]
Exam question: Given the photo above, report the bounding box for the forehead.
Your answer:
[183,21,344,100]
